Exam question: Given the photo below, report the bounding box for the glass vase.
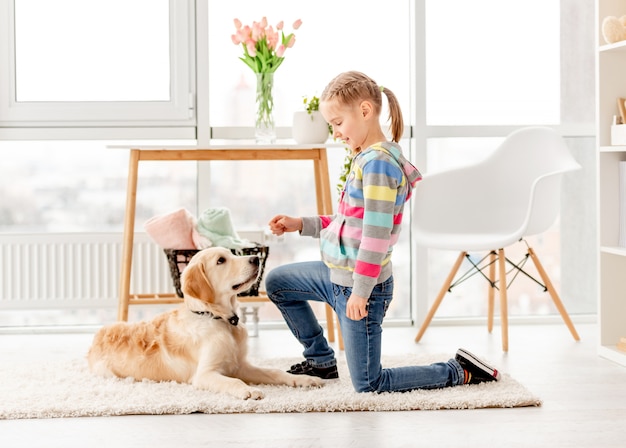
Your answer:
[255,72,276,144]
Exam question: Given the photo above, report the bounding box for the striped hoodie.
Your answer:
[301,141,421,298]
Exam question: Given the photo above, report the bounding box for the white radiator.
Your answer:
[0,233,173,310]
[0,230,265,310]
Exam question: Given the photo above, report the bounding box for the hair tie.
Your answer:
[379,85,384,92]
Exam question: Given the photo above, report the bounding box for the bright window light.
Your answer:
[426,0,560,125]
[14,0,170,102]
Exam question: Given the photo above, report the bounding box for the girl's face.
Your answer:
[320,99,367,152]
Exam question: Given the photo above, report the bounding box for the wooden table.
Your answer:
[116,145,342,347]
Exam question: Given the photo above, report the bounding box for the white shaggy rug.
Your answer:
[0,354,541,419]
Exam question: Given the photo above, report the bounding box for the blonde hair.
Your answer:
[320,71,404,143]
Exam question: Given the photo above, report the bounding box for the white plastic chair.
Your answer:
[412,126,581,351]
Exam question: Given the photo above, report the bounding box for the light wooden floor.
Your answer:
[1,321,625,448]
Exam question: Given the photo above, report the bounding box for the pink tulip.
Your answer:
[267,28,279,49]
[234,17,301,73]
[251,25,261,42]
[234,30,246,46]
[246,41,256,57]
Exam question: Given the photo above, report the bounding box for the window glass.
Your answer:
[425,0,560,125]
[14,0,170,102]
[205,1,413,322]
[207,0,411,127]
[3,0,191,131]
[0,141,197,232]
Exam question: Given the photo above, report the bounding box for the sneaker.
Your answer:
[455,348,501,384]
[287,360,339,380]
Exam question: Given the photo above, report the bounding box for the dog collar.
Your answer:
[191,310,239,326]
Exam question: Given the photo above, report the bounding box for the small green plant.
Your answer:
[336,147,353,195]
[303,94,333,134]
[303,95,320,114]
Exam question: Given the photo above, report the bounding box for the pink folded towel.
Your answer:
[144,208,210,250]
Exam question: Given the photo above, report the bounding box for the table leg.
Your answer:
[117,149,140,321]
[313,149,343,349]
[314,148,333,215]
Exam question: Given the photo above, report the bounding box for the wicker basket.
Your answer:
[164,244,269,298]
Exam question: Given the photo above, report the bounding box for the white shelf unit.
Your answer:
[597,0,626,366]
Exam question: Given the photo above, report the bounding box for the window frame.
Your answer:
[412,0,596,322]
[0,0,196,139]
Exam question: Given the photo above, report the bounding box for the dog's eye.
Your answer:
[217,257,226,265]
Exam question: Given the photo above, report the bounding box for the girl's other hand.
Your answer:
[346,293,368,321]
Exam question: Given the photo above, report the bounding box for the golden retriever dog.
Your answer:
[88,247,323,399]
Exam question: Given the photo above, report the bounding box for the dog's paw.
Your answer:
[239,387,264,400]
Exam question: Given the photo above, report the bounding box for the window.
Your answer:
[0,0,195,137]
[0,1,596,328]
[205,1,413,321]
[425,0,560,125]
[207,0,411,128]
[420,0,596,318]
[0,140,198,233]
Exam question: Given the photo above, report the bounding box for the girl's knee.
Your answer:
[264,266,291,299]
[265,264,300,291]
[351,376,380,393]
[354,384,375,393]
[264,270,280,300]
[264,269,277,290]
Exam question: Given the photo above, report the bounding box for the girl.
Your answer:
[266,71,500,392]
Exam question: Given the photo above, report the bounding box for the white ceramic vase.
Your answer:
[292,111,329,144]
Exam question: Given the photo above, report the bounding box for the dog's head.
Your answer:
[181,247,260,323]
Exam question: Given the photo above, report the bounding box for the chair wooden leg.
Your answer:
[336,314,344,350]
[528,246,580,341]
[415,251,467,343]
[325,304,336,343]
[487,251,496,333]
[498,248,509,352]
[324,304,344,350]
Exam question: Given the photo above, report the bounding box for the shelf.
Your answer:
[600,145,626,152]
[600,245,626,256]
[597,1,626,368]
[599,40,626,53]
[598,345,626,367]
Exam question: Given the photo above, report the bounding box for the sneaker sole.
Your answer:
[456,348,501,381]
[288,372,339,381]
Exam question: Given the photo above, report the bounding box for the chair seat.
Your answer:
[414,231,523,252]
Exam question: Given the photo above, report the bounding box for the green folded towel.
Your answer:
[197,207,254,250]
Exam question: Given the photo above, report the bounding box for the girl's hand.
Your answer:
[268,215,303,236]
[346,293,368,321]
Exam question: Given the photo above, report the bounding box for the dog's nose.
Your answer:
[249,256,260,266]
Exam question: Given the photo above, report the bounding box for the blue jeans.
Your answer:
[265,261,465,393]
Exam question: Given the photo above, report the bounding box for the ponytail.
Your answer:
[381,87,404,143]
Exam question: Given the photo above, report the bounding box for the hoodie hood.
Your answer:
[376,141,422,201]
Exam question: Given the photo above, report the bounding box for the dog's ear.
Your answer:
[181,262,215,302]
